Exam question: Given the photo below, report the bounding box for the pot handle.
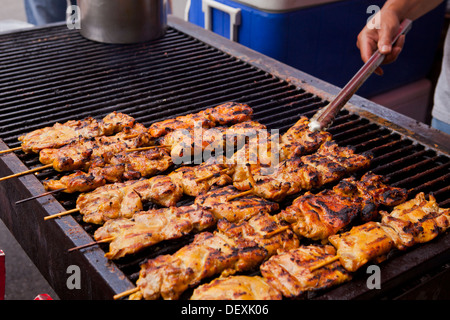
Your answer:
[201,0,241,42]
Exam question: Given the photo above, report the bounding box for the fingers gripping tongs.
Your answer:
[308,19,413,132]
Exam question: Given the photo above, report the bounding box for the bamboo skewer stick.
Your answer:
[0,164,53,182]
[0,147,22,155]
[68,237,115,252]
[113,287,140,300]
[309,255,341,272]
[44,208,80,220]
[15,188,66,205]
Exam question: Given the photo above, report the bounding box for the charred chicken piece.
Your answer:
[278,172,407,241]
[18,111,136,154]
[148,102,253,138]
[94,204,216,260]
[279,189,360,242]
[380,192,450,250]
[216,213,299,257]
[333,172,407,221]
[200,101,253,126]
[260,245,352,298]
[129,213,299,300]
[43,147,173,193]
[190,275,282,300]
[328,221,395,272]
[43,171,107,194]
[148,114,215,139]
[76,175,183,224]
[194,185,279,222]
[108,147,173,177]
[279,116,333,159]
[39,123,152,172]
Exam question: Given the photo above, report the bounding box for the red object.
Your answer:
[0,250,5,300]
[34,294,53,300]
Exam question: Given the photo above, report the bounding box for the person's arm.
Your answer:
[357,0,444,75]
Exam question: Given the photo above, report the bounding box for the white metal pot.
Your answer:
[77,0,166,44]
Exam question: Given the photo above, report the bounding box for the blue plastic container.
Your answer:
[188,0,446,97]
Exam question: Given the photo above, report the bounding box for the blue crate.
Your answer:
[188,0,446,97]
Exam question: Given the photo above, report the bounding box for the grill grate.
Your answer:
[0,22,449,299]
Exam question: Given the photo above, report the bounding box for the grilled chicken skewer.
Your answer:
[0,112,140,181]
[1,122,155,184]
[380,192,450,250]
[163,117,329,199]
[233,140,373,202]
[42,120,264,194]
[230,116,332,182]
[74,175,183,225]
[277,172,407,241]
[93,186,279,259]
[38,122,154,172]
[69,156,253,226]
[93,204,216,259]
[42,157,236,223]
[126,213,299,300]
[8,112,137,155]
[326,193,450,272]
[148,102,253,138]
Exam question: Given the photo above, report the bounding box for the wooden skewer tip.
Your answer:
[0,146,22,155]
[0,163,53,182]
[44,208,80,221]
[68,237,115,252]
[16,188,66,205]
[113,287,140,300]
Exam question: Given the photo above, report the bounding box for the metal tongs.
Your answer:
[308,19,413,132]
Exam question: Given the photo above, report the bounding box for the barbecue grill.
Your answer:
[0,17,449,300]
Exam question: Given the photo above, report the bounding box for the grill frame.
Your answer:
[0,17,449,300]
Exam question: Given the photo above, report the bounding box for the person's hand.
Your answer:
[356,9,406,75]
